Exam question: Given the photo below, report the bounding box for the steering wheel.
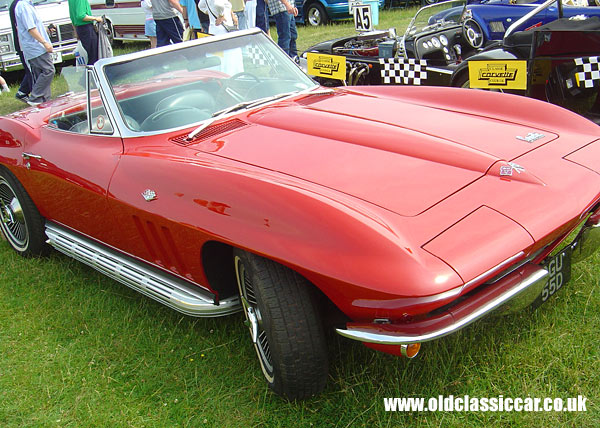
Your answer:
[463,18,484,49]
[218,72,262,103]
[140,106,210,132]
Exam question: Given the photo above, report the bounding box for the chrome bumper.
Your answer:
[336,212,600,346]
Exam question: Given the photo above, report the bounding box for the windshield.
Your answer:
[99,32,316,133]
[405,1,467,37]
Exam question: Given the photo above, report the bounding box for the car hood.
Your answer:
[190,87,562,217]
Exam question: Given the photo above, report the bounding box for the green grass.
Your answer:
[1,10,599,427]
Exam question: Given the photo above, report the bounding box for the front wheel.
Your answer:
[233,249,328,400]
[0,168,48,256]
[306,3,328,27]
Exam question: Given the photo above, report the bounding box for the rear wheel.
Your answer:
[233,249,328,400]
[0,168,47,256]
[306,3,328,27]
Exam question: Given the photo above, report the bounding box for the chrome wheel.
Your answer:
[0,177,29,251]
[235,254,274,382]
[307,4,327,27]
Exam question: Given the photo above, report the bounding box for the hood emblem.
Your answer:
[516,132,545,143]
[500,162,526,177]
[142,189,157,202]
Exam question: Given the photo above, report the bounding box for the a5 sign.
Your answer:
[352,4,373,32]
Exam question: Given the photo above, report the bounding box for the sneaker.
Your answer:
[1,86,10,93]
[24,97,41,107]
[15,90,28,101]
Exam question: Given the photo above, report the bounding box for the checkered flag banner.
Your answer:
[379,58,428,85]
[247,45,276,66]
[574,56,600,88]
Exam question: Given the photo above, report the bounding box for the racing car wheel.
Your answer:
[463,18,484,49]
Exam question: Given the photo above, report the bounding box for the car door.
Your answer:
[22,70,124,246]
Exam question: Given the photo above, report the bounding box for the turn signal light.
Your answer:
[401,343,421,359]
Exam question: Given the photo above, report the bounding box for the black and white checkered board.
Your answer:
[574,56,600,88]
[379,58,428,85]
[246,46,276,67]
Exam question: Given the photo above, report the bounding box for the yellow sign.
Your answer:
[468,61,527,90]
[306,52,347,80]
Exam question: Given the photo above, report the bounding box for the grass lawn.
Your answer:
[1,9,599,427]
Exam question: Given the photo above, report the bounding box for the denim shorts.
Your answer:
[145,19,157,37]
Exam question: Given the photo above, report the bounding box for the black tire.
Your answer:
[0,168,48,256]
[233,249,328,400]
[306,3,328,27]
[453,70,470,88]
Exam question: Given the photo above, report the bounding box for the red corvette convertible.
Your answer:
[1,29,599,400]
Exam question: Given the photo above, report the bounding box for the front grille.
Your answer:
[46,23,76,45]
[59,23,76,41]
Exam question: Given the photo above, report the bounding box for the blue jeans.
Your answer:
[274,12,297,57]
[235,11,247,30]
[255,0,268,33]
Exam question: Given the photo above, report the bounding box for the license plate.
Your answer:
[532,247,572,308]
[50,51,62,64]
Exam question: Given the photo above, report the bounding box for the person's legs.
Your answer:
[255,0,268,33]
[155,19,170,47]
[273,11,290,56]
[76,24,99,65]
[235,11,247,30]
[245,0,256,28]
[158,16,183,44]
[17,50,32,97]
[289,14,297,57]
[27,53,55,104]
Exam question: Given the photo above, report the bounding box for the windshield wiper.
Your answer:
[186,92,296,141]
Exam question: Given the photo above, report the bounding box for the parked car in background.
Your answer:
[433,0,600,45]
[303,0,600,121]
[0,0,77,71]
[296,0,385,26]
[90,0,148,42]
[2,29,599,400]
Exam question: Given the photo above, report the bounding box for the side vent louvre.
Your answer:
[170,119,248,146]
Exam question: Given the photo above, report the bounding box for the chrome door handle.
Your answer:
[22,152,42,160]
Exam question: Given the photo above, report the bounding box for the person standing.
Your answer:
[266,0,297,57]
[152,0,184,47]
[180,0,203,38]
[9,0,32,101]
[197,0,237,35]
[244,0,255,29]
[14,0,55,105]
[141,0,158,48]
[230,0,246,30]
[68,0,103,65]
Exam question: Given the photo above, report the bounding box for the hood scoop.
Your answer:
[170,118,248,146]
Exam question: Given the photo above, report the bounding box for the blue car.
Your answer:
[271,0,386,26]
[431,0,600,45]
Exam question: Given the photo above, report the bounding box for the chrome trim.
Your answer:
[336,265,548,345]
[571,214,600,264]
[22,153,42,160]
[426,67,454,75]
[45,222,240,317]
[462,251,524,291]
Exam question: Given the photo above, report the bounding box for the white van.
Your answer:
[0,0,77,71]
[90,0,148,42]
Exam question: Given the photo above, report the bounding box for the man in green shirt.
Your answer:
[68,0,103,64]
